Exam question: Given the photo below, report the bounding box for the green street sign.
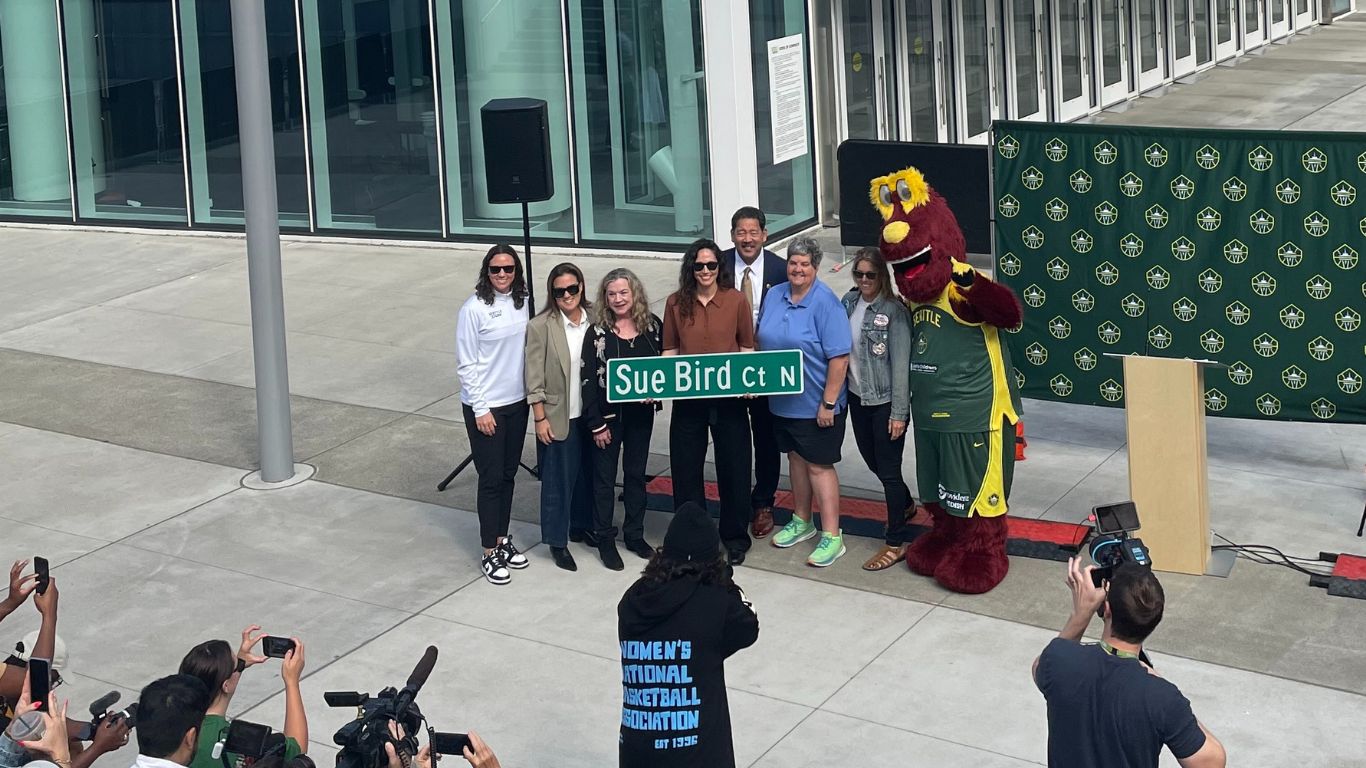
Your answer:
[607,350,804,402]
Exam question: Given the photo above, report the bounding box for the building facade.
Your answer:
[0,0,1356,250]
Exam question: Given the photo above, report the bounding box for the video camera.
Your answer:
[75,691,138,741]
[1086,501,1152,587]
[326,646,438,768]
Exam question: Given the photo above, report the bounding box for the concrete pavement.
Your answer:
[4,16,1366,766]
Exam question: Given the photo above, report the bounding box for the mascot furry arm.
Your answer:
[871,166,1022,595]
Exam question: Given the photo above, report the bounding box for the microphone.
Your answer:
[89,691,121,718]
[392,646,437,721]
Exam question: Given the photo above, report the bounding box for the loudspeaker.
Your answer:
[481,98,553,204]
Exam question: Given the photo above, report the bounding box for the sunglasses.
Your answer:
[553,283,581,299]
[853,270,879,280]
[487,264,516,275]
[692,261,719,272]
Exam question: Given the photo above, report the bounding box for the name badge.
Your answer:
[872,342,888,357]
[873,313,890,328]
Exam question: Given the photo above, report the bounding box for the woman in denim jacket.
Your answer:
[841,247,917,571]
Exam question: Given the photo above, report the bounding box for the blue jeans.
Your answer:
[539,417,594,547]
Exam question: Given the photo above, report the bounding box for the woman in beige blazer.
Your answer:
[526,262,597,571]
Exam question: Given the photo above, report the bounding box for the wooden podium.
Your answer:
[1119,355,1218,576]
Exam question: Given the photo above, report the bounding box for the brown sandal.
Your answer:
[862,544,907,571]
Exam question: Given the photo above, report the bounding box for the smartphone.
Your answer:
[1092,502,1140,535]
[33,557,50,596]
[261,636,296,659]
[429,732,472,756]
[28,657,51,710]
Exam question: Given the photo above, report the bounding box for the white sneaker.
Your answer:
[481,549,511,585]
[499,536,529,569]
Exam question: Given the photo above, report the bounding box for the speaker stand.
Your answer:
[521,201,537,314]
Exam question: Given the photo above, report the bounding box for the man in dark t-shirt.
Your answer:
[1033,560,1227,768]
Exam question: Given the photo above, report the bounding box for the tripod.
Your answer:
[438,201,541,492]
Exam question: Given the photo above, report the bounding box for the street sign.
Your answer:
[607,350,804,402]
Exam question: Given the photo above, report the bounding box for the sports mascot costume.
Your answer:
[870,166,1023,595]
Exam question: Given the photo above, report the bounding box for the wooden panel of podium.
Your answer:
[1119,355,1217,576]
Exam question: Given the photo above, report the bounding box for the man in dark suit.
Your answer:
[720,206,787,542]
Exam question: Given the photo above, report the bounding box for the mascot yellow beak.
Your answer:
[882,221,910,244]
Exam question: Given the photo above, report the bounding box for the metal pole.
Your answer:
[231,0,294,482]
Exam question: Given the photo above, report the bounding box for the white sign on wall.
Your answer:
[767,34,809,165]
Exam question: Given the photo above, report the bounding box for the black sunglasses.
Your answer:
[487,264,516,275]
[853,269,879,280]
[553,283,581,299]
[692,261,719,272]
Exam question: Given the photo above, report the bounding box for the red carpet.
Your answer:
[645,476,1089,562]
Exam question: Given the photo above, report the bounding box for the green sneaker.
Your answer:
[807,531,846,568]
[772,516,817,548]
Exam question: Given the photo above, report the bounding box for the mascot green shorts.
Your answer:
[914,417,1016,518]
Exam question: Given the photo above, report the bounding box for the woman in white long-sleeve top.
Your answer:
[456,244,532,586]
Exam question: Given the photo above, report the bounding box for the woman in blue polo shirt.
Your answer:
[755,236,853,568]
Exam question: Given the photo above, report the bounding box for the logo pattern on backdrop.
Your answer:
[994,123,1364,423]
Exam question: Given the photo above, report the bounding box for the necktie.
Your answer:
[741,266,754,314]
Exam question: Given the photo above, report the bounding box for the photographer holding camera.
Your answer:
[178,627,307,768]
[1032,557,1226,768]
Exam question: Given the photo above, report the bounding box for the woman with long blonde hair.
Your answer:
[579,268,663,568]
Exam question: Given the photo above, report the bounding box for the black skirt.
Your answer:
[772,411,846,465]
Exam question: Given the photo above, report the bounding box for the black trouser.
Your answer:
[669,397,752,553]
[849,393,913,547]
[591,404,654,543]
[745,395,780,511]
[462,401,529,549]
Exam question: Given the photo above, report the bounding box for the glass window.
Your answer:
[960,0,991,138]
[182,0,310,228]
[437,0,573,240]
[903,0,940,140]
[1011,0,1040,118]
[65,0,187,222]
[568,0,712,244]
[300,0,440,233]
[1058,2,1084,101]
[1195,0,1211,63]
[749,0,814,237]
[0,3,71,218]
[1174,0,1192,61]
[840,0,878,139]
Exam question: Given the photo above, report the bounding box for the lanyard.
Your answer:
[1099,641,1141,660]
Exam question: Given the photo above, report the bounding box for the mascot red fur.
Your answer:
[870,167,1023,594]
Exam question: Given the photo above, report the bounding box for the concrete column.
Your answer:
[700,0,759,248]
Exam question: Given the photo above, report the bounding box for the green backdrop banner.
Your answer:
[992,121,1363,424]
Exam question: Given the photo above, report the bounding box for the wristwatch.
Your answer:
[821,399,836,410]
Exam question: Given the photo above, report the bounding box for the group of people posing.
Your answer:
[454,207,917,585]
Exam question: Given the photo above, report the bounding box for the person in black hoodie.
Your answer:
[617,502,759,768]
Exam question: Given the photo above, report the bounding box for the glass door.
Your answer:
[1243,0,1267,49]
[1268,0,1291,37]
[1052,0,1091,121]
[1094,0,1132,106]
[895,0,950,141]
[1293,0,1317,30]
[1002,0,1047,121]
[1172,0,1198,78]
[949,0,998,143]
[1194,0,1213,65]
[837,0,895,140]
[1214,0,1238,60]
[1133,0,1165,92]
